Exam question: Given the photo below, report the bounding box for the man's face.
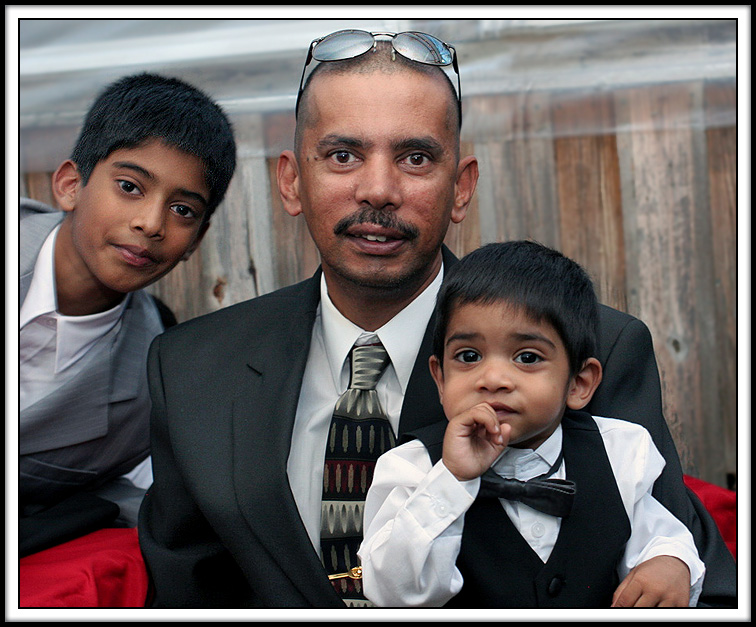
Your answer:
[283,68,475,302]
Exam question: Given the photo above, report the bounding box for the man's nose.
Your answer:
[354,157,402,210]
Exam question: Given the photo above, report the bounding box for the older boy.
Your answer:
[19,72,236,556]
[359,241,705,607]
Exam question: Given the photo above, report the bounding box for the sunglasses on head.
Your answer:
[295,29,462,124]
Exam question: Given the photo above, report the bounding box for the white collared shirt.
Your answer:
[19,226,129,412]
[287,268,444,552]
[358,418,706,607]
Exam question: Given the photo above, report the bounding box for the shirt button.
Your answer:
[548,575,564,596]
[531,522,546,538]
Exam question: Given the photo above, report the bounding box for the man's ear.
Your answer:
[566,357,603,410]
[276,150,303,217]
[51,160,82,212]
[450,154,479,224]
[429,355,445,404]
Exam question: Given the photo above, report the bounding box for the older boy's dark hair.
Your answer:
[70,72,236,218]
[433,240,600,376]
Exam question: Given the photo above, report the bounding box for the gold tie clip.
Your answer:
[328,566,363,581]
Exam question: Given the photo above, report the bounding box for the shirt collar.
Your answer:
[319,266,444,393]
[19,225,59,329]
[493,424,564,480]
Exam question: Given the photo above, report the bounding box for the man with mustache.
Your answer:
[138,30,736,608]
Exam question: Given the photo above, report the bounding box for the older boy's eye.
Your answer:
[454,350,481,364]
[515,352,541,365]
[118,180,140,195]
[171,204,197,219]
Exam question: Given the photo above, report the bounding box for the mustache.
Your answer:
[333,208,419,240]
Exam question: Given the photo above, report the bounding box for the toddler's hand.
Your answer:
[612,555,691,607]
[442,403,510,482]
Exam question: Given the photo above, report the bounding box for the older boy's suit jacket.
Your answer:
[138,246,736,608]
[20,199,162,552]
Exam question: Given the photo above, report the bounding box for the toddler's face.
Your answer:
[431,301,575,450]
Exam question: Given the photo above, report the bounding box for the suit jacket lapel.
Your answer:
[398,246,458,436]
[109,291,162,403]
[231,272,342,605]
[20,338,113,455]
[230,248,459,604]
[19,209,63,307]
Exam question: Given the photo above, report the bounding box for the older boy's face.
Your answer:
[59,139,210,296]
[430,301,575,450]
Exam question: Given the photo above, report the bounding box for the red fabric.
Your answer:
[16,477,735,607]
[684,474,737,559]
[19,527,148,608]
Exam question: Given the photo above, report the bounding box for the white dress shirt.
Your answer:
[20,226,129,410]
[19,225,152,489]
[287,268,444,552]
[358,416,706,607]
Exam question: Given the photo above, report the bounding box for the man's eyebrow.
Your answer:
[392,136,444,155]
[112,160,209,207]
[316,135,369,151]
[315,135,445,155]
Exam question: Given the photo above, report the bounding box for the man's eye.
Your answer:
[405,153,430,167]
[454,350,481,363]
[331,151,355,164]
[515,352,542,365]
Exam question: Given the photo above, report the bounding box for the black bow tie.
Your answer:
[478,451,576,518]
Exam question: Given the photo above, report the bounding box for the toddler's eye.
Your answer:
[454,350,481,364]
[515,352,541,365]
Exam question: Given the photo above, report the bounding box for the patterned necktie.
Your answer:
[321,341,395,606]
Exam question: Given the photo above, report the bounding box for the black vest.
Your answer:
[406,410,631,608]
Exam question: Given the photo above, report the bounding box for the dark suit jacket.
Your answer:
[138,247,735,608]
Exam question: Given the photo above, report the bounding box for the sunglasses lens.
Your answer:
[312,29,375,62]
[393,32,453,66]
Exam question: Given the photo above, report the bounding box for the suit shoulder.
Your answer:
[20,197,61,219]
[158,277,319,342]
[597,304,652,354]
[598,303,636,329]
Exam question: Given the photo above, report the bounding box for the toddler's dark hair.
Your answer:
[433,240,599,376]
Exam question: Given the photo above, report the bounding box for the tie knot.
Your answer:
[349,343,390,391]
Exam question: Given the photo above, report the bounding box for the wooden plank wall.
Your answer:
[21,77,737,489]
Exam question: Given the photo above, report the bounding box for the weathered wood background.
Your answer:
[19,19,738,489]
